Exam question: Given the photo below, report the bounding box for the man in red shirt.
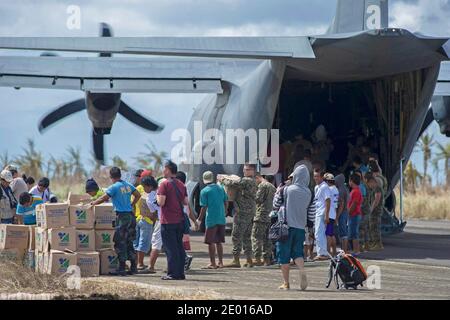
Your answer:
[347,173,363,255]
[157,160,197,280]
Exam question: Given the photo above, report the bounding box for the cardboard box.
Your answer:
[28,226,36,251]
[36,203,70,229]
[0,224,29,250]
[94,204,115,230]
[77,251,100,277]
[69,205,95,229]
[67,192,91,205]
[0,248,26,263]
[76,229,95,252]
[35,227,48,252]
[95,230,115,250]
[46,250,77,276]
[35,252,44,273]
[47,227,77,252]
[99,249,118,275]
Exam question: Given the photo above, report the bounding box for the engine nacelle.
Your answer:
[432,96,450,137]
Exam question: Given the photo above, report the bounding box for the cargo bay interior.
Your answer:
[273,67,430,205]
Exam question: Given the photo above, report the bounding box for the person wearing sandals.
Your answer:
[197,171,228,269]
[277,165,311,291]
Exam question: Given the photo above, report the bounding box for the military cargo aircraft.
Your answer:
[0,0,449,231]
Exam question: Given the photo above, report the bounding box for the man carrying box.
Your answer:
[91,167,141,276]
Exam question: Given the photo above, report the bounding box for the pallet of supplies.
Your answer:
[47,227,77,252]
[36,203,70,229]
[76,229,95,252]
[0,224,29,250]
[77,251,100,277]
[45,250,77,276]
[69,204,95,229]
[95,230,115,250]
[67,192,91,205]
[94,203,115,230]
[217,174,241,201]
[99,249,118,275]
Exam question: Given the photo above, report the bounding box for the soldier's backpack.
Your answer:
[326,251,367,290]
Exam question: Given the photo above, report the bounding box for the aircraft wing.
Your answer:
[0,36,315,59]
[0,56,225,93]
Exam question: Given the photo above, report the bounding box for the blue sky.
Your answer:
[0,0,449,181]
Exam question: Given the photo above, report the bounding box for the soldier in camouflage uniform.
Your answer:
[366,174,384,251]
[252,173,276,266]
[220,163,257,268]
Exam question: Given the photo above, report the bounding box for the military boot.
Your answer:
[128,260,138,275]
[243,258,254,268]
[110,261,127,276]
[224,255,241,268]
[253,258,263,266]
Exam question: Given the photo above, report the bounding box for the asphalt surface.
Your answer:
[116,219,450,300]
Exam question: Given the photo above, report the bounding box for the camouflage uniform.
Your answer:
[369,179,385,247]
[223,177,257,260]
[359,184,371,249]
[252,181,276,261]
[113,212,137,264]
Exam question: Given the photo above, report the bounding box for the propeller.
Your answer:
[38,99,86,133]
[119,101,164,132]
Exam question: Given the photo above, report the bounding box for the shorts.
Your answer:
[151,220,163,251]
[134,219,153,253]
[325,219,335,237]
[304,227,314,246]
[348,215,362,240]
[204,224,226,244]
[1,218,14,224]
[338,211,349,239]
[276,227,305,265]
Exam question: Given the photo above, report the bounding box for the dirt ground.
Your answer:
[112,219,450,300]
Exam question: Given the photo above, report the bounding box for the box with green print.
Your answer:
[36,203,70,229]
[76,229,95,251]
[47,227,77,252]
[69,205,95,229]
[95,230,114,250]
[99,249,118,275]
[45,250,77,276]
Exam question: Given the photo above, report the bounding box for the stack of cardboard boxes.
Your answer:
[31,193,119,276]
[0,224,30,263]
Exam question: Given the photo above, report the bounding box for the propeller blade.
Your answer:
[99,22,113,57]
[39,99,86,133]
[92,130,105,164]
[118,101,164,132]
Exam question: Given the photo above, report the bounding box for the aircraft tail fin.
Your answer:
[328,0,389,34]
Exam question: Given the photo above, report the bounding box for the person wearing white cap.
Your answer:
[324,173,339,257]
[0,170,18,224]
[5,165,28,201]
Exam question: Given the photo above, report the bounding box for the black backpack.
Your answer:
[326,252,367,290]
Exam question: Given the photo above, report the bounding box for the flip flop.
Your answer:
[201,265,218,269]
[137,265,148,270]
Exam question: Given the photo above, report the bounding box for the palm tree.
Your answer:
[66,146,86,180]
[89,152,102,175]
[404,161,422,193]
[111,156,129,171]
[436,142,450,188]
[417,134,434,186]
[136,142,168,176]
[14,139,44,178]
[0,151,10,169]
[431,158,440,186]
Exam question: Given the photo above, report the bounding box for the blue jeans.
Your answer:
[348,215,362,241]
[276,227,305,265]
[134,219,154,253]
[338,211,349,240]
[161,223,185,279]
